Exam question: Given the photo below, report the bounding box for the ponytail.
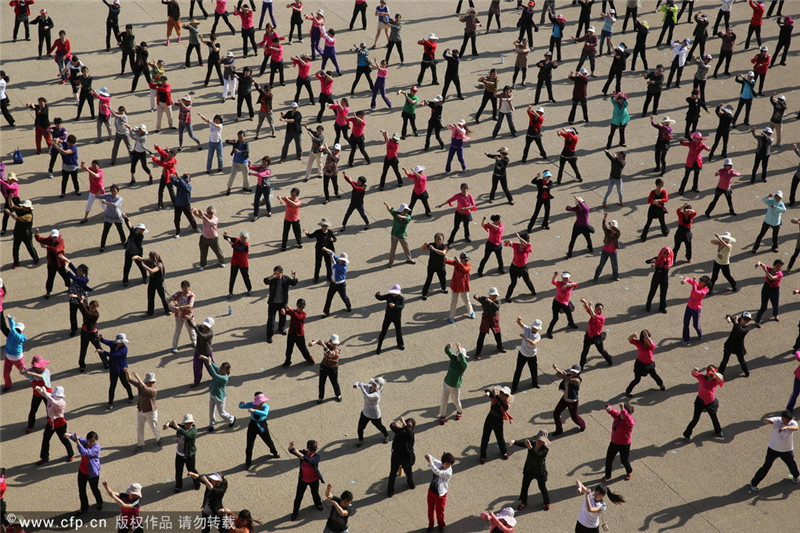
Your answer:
[605,487,626,505]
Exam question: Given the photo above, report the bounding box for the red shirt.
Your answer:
[677,208,695,229]
[764,267,783,289]
[751,53,770,74]
[49,38,71,57]
[553,280,576,305]
[34,235,67,267]
[587,313,605,338]
[445,193,477,216]
[648,189,669,211]
[286,308,306,336]
[715,168,740,190]
[407,172,427,195]
[749,0,764,26]
[79,455,89,475]
[385,139,399,159]
[527,109,544,132]
[446,259,471,293]
[229,238,249,268]
[316,72,333,95]
[483,222,503,245]
[300,455,320,482]
[234,9,255,29]
[505,241,531,267]
[680,139,710,168]
[348,117,366,137]
[559,130,578,152]
[630,338,655,365]
[418,39,437,60]
[292,57,311,78]
[693,371,723,403]
[283,198,301,221]
[684,278,709,310]
[330,104,349,126]
[270,43,284,62]
[608,406,635,445]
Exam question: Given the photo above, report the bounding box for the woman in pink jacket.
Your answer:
[602,403,635,482]
[678,131,710,195]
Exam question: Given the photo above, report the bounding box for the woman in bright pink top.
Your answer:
[545,271,578,339]
[683,365,725,440]
[92,89,113,143]
[278,188,302,250]
[79,160,106,223]
[233,4,258,56]
[347,111,370,166]
[320,26,341,75]
[785,351,800,411]
[477,215,504,276]
[405,165,431,216]
[602,403,635,482]
[314,70,334,123]
[625,330,665,396]
[304,9,324,60]
[681,275,710,344]
[755,259,783,323]
[678,131,710,194]
[437,182,477,246]
[370,58,392,110]
[329,99,350,145]
[291,54,314,105]
[705,160,740,217]
[379,130,401,190]
[503,232,536,301]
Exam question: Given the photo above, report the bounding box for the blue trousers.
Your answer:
[683,306,702,342]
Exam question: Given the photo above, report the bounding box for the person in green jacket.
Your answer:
[164,413,198,493]
[200,355,235,432]
[384,202,416,267]
[439,343,469,425]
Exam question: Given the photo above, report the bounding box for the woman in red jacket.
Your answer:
[751,46,770,96]
[446,252,474,324]
[625,330,665,396]
[602,403,635,482]
[223,230,251,296]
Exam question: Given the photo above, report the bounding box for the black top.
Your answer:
[427,242,447,271]
[514,440,549,478]
[715,106,734,130]
[488,155,509,175]
[778,21,793,40]
[634,19,649,45]
[390,423,415,463]
[692,16,708,39]
[285,111,303,134]
[606,151,626,179]
[79,75,93,96]
[264,275,298,305]
[685,97,708,119]
[444,54,460,76]
[610,50,630,71]
[427,101,444,122]
[306,228,336,250]
[125,226,144,256]
[207,41,221,61]
[476,296,500,317]
[485,389,509,418]
[134,47,149,68]
[531,177,555,199]
[325,497,351,533]
[646,71,664,94]
[194,326,213,355]
[33,104,50,129]
[30,15,54,34]
[103,0,121,23]
[201,485,225,517]
[724,316,757,351]
[235,73,254,94]
[536,59,557,80]
[376,293,404,317]
[120,32,135,51]
[147,261,165,285]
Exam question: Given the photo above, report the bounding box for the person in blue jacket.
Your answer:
[97,332,134,410]
[239,391,280,470]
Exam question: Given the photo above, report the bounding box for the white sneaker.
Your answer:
[171,348,178,354]
[219,263,226,268]
[197,266,205,271]
[792,477,800,484]
[174,234,180,239]
[196,227,202,233]
[48,172,53,179]
[749,484,759,492]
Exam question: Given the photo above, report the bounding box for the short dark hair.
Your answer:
[782,410,793,420]
[774,259,785,267]
[655,178,664,187]
[699,275,711,285]
[341,490,353,502]
[274,265,284,273]
[181,280,191,288]
[297,298,306,306]
[66,134,77,144]
[86,431,98,440]
[441,452,456,465]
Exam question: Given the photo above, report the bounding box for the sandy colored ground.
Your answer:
[2,1,800,532]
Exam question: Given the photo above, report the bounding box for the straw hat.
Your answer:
[660,116,676,124]
[5,172,17,182]
[498,146,509,154]
[719,232,736,243]
[189,19,201,26]
[181,413,194,425]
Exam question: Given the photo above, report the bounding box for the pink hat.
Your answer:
[30,355,50,369]
[556,14,566,23]
[253,393,269,404]
[410,85,418,92]
[690,131,704,140]
[786,17,794,25]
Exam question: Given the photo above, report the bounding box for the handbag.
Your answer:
[12,147,23,165]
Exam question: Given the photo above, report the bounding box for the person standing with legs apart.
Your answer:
[126,370,162,451]
[504,233,537,302]
[641,65,664,116]
[752,191,785,253]
[444,121,471,173]
[425,452,454,532]
[681,275,709,345]
[552,364,586,435]
[322,250,351,316]
[201,356,234,431]
[439,184,476,245]
[770,16,792,67]
[473,288,505,358]
[445,253,474,324]
[672,202,696,262]
[768,95,786,148]
[749,127,773,184]
[528,172,554,231]
[732,72,756,126]
[305,219,335,284]
[281,299,314,367]
[387,416,416,497]
[354,378,389,446]
[405,166,431,216]
[534,52,557,105]
[683,365,725,439]
[718,313,760,377]
[385,14,404,64]
[602,403,634,483]
[189,471,227,533]
[240,392,280,469]
[223,231,252,297]
[509,429,551,512]
[99,333,134,410]
[567,70,590,124]
[677,133,709,195]
[750,411,800,491]
[21,355,52,433]
[375,285,404,354]
[311,334,342,402]
[416,33,439,86]
[645,247,673,313]
[546,271,579,339]
[704,161,738,217]
[579,299,612,368]
[601,151,626,208]
[574,28,598,76]
[264,266,297,342]
[566,196,592,258]
[511,317,541,393]
[522,107,546,161]
[341,173,370,232]
[36,385,74,465]
[163,414,199,493]
[33,228,69,299]
[745,0,765,49]
[384,203,414,267]
[67,431,103,515]
[755,259,784,323]
[458,8,481,57]
[169,281,197,354]
[421,234,448,301]
[479,386,513,464]
[625,330,665,396]
[557,128,583,183]
[289,439,324,520]
[708,232,737,293]
[324,484,353,533]
[477,215,505,276]
[440,343,468,424]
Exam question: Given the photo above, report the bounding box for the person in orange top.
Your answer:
[278,188,302,250]
[151,145,178,210]
[445,252,474,324]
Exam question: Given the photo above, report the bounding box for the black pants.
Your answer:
[282,220,302,248]
[386,40,404,63]
[78,472,103,512]
[147,281,170,315]
[45,261,70,294]
[131,67,152,92]
[579,333,611,368]
[268,60,285,87]
[602,67,623,95]
[416,60,438,85]
[479,415,507,459]
[79,328,104,370]
[313,248,333,283]
[713,49,732,77]
[506,264,536,300]
[447,212,471,244]
[0,96,15,126]
[791,173,800,207]
[753,222,780,252]
[520,473,549,506]
[76,92,95,119]
[656,20,675,46]
[40,422,74,460]
[756,284,780,322]
[324,282,351,314]
[478,242,504,274]
[606,124,626,148]
[105,21,120,50]
[789,247,800,271]
[36,29,52,57]
[476,91,497,122]
[459,31,478,57]
[719,347,748,375]
[285,334,313,364]
[577,15,591,38]
[642,92,661,116]
[12,231,39,266]
[422,268,447,297]
[575,52,595,73]
[211,11,236,34]
[631,43,648,71]
[558,155,581,183]
[237,92,254,119]
[489,173,513,203]
[129,150,152,178]
[709,127,729,159]
[673,226,692,261]
[547,300,576,335]
[61,170,80,195]
[528,198,551,230]
[549,37,562,61]
[679,163,701,193]
[173,205,197,234]
[626,360,664,394]
[522,132,546,162]
[294,77,314,104]
[646,271,669,311]
[666,60,684,88]
[190,0,209,18]
[712,9,730,35]
[315,92,333,122]
[534,78,554,104]
[351,65,374,94]
[27,394,46,430]
[348,134,370,165]
[710,262,737,292]
[121,49,135,74]
[517,24,533,45]
[380,157,402,188]
[108,369,134,405]
[751,447,800,487]
[349,1,368,30]
[567,226,593,256]
[771,37,790,66]
[705,187,735,217]
[604,442,632,479]
[101,222,125,249]
[288,14,303,41]
[281,131,302,160]
[229,265,252,294]
[342,202,369,228]
[357,412,388,441]
[205,60,223,85]
[752,154,769,183]
[293,479,322,515]
[684,396,721,436]
[733,98,752,125]
[13,15,29,40]
[318,364,341,399]
[622,6,638,31]
[123,252,148,284]
[174,454,199,490]
[568,98,588,123]
[241,27,257,56]
[511,352,538,391]
[688,37,706,58]
[266,302,286,340]
[745,24,762,49]
[401,112,417,138]
[323,173,339,201]
[245,419,278,467]
[377,314,403,351]
[409,191,432,216]
[388,455,415,496]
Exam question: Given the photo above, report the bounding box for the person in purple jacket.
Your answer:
[67,430,103,515]
[566,195,593,259]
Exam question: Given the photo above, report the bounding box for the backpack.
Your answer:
[12,147,23,165]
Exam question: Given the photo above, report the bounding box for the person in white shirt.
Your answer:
[511,317,541,393]
[666,38,690,89]
[425,452,455,532]
[575,480,625,532]
[713,0,734,35]
[353,377,389,446]
[750,411,800,491]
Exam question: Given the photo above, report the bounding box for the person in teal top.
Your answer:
[200,355,235,431]
[607,92,630,149]
[733,72,756,126]
[439,343,469,424]
[752,191,786,253]
[384,202,415,267]
[239,391,280,469]
[399,86,420,139]
[164,413,199,492]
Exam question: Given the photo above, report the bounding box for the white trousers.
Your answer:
[173,316,197,351]
[136,409,161,446]
[439,382,462,418]
[305,151,322,180]
[209,396,235,427]
[223,78,238,99]
[449,291,473,320]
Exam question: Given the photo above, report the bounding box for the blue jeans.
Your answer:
[683,306,702,343]
[603,178,623,204]
[594,249,618,280]
[259,2,276,29]
[492,111,516,137]
[206,140,223,171]
[787,377,800,411]
[445,146,466,172]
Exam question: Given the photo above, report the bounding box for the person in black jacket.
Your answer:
[630,18,649,71]
[122,216,148,287]
[118,25,136,75]
[479,386,512,463]
[528,171,554,231]
[750,127,773,184]
[534,51,557,104]
[486,149,512,205]
[770,16,793,67]
[707,104,733,160]
[279,103,303,162]
[441,49,462,101]
[131,42,152,92]
[421,234,448,300]
[601,43,630,95]
[289,439,324,521]
[30,8,53,57]
[304,218,336,283]
[718,312,760,376]
[103,0,121,51]
[687,12,709,57]
[375,285,404,354]
[387,416,416,497]
[423,96,445,151]
[684,89,708,139]
[509,430,550,511]
[264,266,298,343]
